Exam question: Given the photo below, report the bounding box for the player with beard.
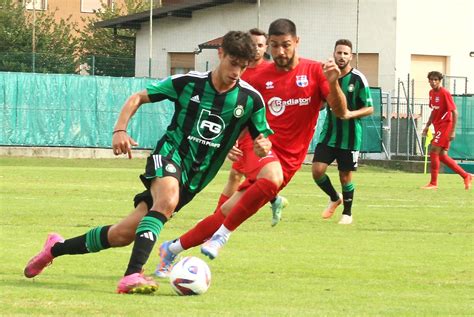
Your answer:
[312,39,374,225]
[205,28,289,232]
[154,18,347,270]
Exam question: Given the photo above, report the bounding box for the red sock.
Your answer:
[215,193,230,210]
[179,208,225,250]
[223,178,279,231]
[430,152,440,185]
[440,154,468,178]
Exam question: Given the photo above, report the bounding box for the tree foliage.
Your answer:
[79,0,147,77]
[0,0,78,73]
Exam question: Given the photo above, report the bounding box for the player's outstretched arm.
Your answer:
[323,58,347,118]
[253,134,272,158]
[112,90,150,159]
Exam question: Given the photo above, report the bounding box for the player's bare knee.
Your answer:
[151,199,176,219]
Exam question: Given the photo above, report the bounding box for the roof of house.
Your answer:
[198,36,223,50]
[95,0,256,29]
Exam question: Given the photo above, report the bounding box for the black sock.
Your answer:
[342,183,355,216]
[51,225,111,257]
[315,174,339,201]
[124,211,167,276]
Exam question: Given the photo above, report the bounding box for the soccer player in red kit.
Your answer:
[155,18,347,271]
[421,71,472,190]
[215,28,289,231]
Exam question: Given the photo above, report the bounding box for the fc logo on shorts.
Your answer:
[197,109,225,140]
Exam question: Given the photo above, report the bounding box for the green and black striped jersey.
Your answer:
[319,68,373,150]
[146,71,273,194]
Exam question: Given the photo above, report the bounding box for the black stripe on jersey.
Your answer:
[178,77,207,166]
[348,118,356,149]
[321,106,333,145]
[335,116,343,148]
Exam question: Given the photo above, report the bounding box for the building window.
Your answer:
[81,0,113,13]
[24,0,47,10]
[169,53,195,75]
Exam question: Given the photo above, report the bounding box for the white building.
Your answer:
[97,0,474,96]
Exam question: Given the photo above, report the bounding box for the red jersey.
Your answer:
[241,60,272,83]
[247,58,330,173]
[429,87,456,126]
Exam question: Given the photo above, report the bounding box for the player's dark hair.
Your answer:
[427,71,443,80]
[268,18,297,37]
[221,31,256,62]
[248,28,268,39]
[335,39,353,51]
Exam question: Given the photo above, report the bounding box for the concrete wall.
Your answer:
[395,0,474,93]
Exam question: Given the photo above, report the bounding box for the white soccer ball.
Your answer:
[169,256,211,296]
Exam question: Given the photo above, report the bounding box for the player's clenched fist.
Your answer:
[253,134,272,157]
[322,58,341,83]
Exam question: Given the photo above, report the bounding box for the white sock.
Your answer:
[168,239,184,255]
[214,225,232,241]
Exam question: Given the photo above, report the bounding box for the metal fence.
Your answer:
[0,53,136,77]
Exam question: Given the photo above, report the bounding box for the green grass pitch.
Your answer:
[1,156,472,316]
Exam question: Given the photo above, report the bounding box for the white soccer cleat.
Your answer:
[201,234,227,260]
[338,214,353,225]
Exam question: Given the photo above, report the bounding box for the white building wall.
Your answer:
[134,0,472,94]
[396,0,474,94]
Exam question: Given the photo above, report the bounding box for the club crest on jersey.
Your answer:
[296,75,308,87]
[197,109,225,140]
[265,81,274,89]
[435,96,440,103]
[348,84,355,92]
[165,163,176,174]
[234,105,244,118]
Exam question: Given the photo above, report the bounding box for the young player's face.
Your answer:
[252,34,268,63]
[333,45,352,70]
[268,34,299,69]
[218,52,249,87]
[428,77,441,90]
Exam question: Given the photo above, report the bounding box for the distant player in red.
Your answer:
[154,18,347,274]
[421,71,472,190]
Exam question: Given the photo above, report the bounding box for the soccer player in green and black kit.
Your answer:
[24,31,273,294]
[312,39,373,225]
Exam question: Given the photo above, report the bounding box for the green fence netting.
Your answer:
[1,72,383,153]
[451,94,474,160]
[1,72,173,149]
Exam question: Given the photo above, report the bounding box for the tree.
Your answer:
[79,0,147,77]
[0,0,78,73]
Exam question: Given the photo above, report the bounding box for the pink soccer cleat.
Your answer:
[24,233,64,278]
[321,193,343,219]
[116,272,158,294]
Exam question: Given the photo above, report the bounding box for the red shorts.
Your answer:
[431,123,452,150]
[232,135,298,192]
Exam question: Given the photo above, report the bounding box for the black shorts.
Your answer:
[140,154,182,190]
[312,143,359,171]
[134,152,194,214]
